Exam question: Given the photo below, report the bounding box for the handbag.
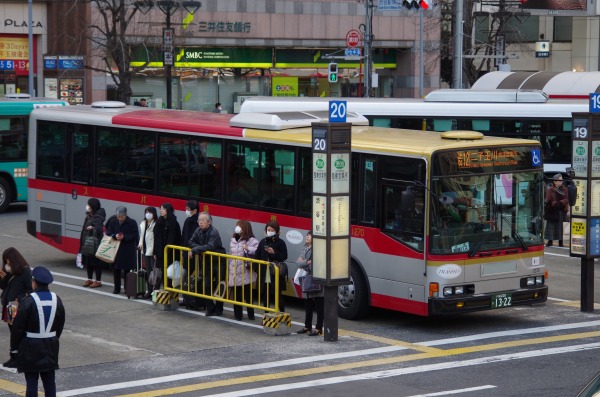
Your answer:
[293,268,307,285]
[148,268,162,288]
[95,235,121,263]
[302,274,323,293]
[81,233,99,256]
[271,262,288,278]
[76,253,83,269]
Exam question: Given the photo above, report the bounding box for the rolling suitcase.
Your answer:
[126,251,146,299]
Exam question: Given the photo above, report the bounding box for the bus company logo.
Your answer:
[334,159,345,169]
[576,146,586,156]
[436,264,462,279]
[316,159,325,169]
[285,230,304,245]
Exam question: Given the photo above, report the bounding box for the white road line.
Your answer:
[195,343,600,397]
[57,320,600,396]
[407,385,497,396]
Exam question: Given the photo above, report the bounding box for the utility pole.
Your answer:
[364,0,373,97]
[452,0,464,89]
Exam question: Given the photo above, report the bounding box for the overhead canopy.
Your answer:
[471,71,600,99]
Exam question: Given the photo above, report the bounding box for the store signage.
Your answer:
[198,21,251,33]
[4,20,43,28]
[535,41,550,58]
[272,77,298,97]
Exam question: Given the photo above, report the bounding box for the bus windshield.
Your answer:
[429,171,544,255]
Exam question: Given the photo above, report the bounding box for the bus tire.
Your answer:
[0,176,13,214]
[338,262,369,320]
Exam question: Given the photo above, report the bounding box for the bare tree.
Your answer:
[441,0,530,87]
[86,0,155,103]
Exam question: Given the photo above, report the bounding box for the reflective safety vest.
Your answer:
[26,292,58,339]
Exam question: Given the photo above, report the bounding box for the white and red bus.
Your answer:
[240,90,587,176]
[27,102,548,318]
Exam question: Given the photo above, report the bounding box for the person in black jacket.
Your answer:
[256,220,288,312]
[154,203,182,276]
[106,206,139,294]
[0,247,32,367]
[10,266,65,397]
[80,198,106,288]
[181,200,199,273]
[188,212,226,316]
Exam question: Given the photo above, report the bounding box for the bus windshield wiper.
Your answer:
[500,215,528,252]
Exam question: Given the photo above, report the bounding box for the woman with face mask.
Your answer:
[0,247,32,367]
[256,220,288,312]
[138,207,158,299]
[153,203,182,276]
[80,198,106,288]
[228,220,259,320]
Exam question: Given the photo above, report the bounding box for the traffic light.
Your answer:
[328,63,338,83]
[419,0,430,9]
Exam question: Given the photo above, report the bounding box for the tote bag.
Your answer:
[302,274,323,293]
[95,235,121,263]
[81,234,99,256]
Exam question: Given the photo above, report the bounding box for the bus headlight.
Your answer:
[443,287,453,296]
[526,277,535,286]
[535,276,543,284]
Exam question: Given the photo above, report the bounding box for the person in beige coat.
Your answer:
[138,206,157,299]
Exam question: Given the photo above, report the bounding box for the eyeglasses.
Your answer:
[198,218,209,223]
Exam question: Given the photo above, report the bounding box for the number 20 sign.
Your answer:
[329,100,347,123]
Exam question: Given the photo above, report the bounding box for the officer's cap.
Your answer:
[32,266,53,285]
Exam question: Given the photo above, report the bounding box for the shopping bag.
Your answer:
[166,261,184,287]
[76,253,83,269]
[302,274,322,293]
[95,235,121,263]
[81,234,99,256]
[293,268,307,285]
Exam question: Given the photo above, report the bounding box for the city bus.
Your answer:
[26,102,548,318]
[0,95,68,213]
[239,90,587,176]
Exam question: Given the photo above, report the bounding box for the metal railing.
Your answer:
[162,245,283,313]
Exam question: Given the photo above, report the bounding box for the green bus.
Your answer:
[0,95,68,213]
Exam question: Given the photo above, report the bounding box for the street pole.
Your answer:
[165,13,172,109]
[364,0,372,97]
[419,8,423,98]
[28,0,34,96]
[452,0,463,89]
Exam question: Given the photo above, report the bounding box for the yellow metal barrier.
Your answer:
[163,245,283,313]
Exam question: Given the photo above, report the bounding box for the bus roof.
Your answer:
[239,95,587,119]
[30,105,540,156]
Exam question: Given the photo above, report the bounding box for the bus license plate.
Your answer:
[491,293,512,309]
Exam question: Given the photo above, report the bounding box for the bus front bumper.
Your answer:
[428,285,548,315]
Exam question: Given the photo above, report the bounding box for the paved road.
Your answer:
[0,205,599,397]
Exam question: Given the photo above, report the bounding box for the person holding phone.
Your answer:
[256,220,288,312]
[0,247,32,367]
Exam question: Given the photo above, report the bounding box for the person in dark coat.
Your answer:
[80,198,106,288]
[295,232,324,336]
[188,212,226,316]
[544,173,569,247]
[256,220,288,312]
[153,203,182,274]
[105,206,139,294]
[10,266,65,397]
[0,247,33,367]
[181,200,199,273]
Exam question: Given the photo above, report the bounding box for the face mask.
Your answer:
[5,265,11,274]
[145,213,153,221]
[266,231,276,237]
[86,205,91,213]
[185,210,192,218]
[234,226,242,234]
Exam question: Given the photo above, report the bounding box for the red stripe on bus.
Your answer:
[30,179,423,260]
[548,94,589,100]
[112,111,244,137]
[371,292,429,316]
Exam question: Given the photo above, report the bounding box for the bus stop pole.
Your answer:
[323,285,339,342]
[581,258,595,312]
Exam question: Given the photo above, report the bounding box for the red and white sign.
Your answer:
[346,29,362,48]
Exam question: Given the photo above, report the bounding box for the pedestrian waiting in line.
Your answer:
[138,206,157,299]
[228,220,259,321]
[80,198,106,288]
[106,206,139,294]
[295,232,323,336]
[256,220,288,313]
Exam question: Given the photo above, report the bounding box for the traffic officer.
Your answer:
[10,266,66,397]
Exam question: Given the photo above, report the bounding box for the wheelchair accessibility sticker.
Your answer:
[531,149,541,167]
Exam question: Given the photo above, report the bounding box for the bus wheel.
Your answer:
[338,262,369,320]
[0,176,13,213]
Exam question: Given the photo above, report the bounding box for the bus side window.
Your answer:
[362,158,376,224]
[37,121,66,180]
[382,184,424,251]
